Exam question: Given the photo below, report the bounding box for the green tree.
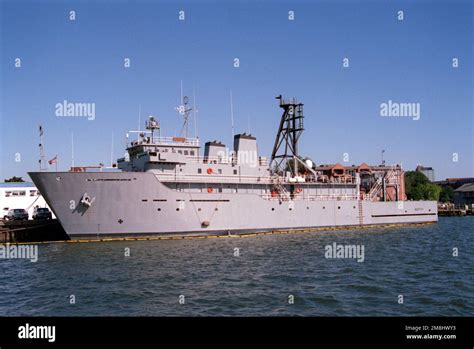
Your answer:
[4,176,25,182]
[439,186,454,203]
[405,171,441,201]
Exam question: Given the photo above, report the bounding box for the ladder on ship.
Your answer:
[367,168,398,201]
[271,176,291,200]
[358,200,364,225]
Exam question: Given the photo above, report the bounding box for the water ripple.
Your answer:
[0,217,473,316]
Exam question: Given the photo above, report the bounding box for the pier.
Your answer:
[0,221,436,245]
[438,204,474,217]
[0,220,69,243]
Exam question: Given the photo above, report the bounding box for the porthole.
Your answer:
[157,208,161,211]
[338,206,341,209]
[271,208,275,211]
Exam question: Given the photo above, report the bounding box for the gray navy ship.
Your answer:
[29,96,438,237]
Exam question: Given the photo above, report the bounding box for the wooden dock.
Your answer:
[0,219,69,243]
[438,204,474,217]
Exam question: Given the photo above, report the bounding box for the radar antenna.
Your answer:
[270,95,305,177]
[146,116,160,141]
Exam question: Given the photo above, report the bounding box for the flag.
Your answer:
[39,125,43,136]
[48,156,57,165]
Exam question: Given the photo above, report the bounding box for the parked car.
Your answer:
[4,208,29,221]
[32,207,52,220]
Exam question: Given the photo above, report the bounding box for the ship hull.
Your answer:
[29,171,438,237]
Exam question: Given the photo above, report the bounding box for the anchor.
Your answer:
[80,193,95,207]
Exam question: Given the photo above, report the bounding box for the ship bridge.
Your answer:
[117,127,270,185]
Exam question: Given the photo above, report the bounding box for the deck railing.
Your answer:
[260,194,359,201]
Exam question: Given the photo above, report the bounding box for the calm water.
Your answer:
[1,217,473,316]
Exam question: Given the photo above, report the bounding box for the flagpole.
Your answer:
[71,132,74,169]
[110,132,114,167]
[39,125,46,171]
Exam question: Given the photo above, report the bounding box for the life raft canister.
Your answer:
[295,187,303,193]
[207,168,213,174]
[207,187,214,193]
[271,190,278,197]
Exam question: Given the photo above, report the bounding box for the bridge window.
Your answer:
[198,168,202,174]
[12,191,26,196]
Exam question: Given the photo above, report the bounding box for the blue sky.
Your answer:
[1,0,472,181]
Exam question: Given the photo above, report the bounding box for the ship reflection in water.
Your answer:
[0,217,472,316]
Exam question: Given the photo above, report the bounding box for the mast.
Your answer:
[193,86,198,138]
[39,125,46,171]
[138,104,141,133]
[175,81,193,138]
[110,132,114,167]
[270,95,305,177]
[230,90,235,139]
[71,132,74,168]
[177,96,192,138]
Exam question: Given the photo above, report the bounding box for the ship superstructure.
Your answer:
[29,96,437,237]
